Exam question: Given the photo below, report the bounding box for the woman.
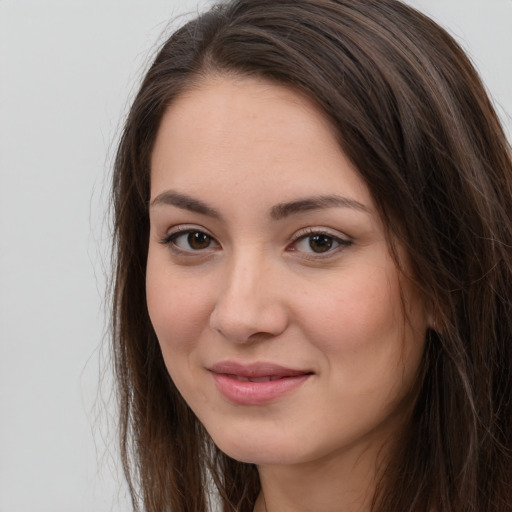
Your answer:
[110,0,512,510]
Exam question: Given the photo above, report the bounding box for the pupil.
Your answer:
[188,232,210,250]
[309,235,332,253]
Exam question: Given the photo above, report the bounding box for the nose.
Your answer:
[209,252,289,343]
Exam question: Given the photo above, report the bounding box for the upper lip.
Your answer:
[208,361,313,378]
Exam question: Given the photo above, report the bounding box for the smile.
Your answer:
[208,361,313,405]
[228,375,284,382]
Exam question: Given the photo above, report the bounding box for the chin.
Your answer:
[218,443,302,466]
[206,424,316,466]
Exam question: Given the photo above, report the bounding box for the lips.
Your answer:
[228,375,284,382]
[208,361,312,405]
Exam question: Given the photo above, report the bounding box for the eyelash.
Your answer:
[160,225,219,255]
[159,226,352,258]
[289,228,352,259]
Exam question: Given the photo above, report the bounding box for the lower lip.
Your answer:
[211,372,311,405]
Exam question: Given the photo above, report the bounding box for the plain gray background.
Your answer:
[1,1,510,511]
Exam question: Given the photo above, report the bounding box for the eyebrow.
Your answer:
[150,190,369,220]
[270,195,370,220]
[150,191,221,219]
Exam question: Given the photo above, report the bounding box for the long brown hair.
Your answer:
[110,1,512,510]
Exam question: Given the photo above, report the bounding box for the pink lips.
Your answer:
[209,361,312,405]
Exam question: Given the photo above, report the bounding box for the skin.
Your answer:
[147,75,429,512]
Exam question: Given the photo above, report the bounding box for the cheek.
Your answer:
[146,251,212,352]
[297,265,426,430]
[145,252,215,406]
[297,262,427,402]
[300,265,401,354]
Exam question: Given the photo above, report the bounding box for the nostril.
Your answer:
[209,263,289,342]
[209,299,288,343]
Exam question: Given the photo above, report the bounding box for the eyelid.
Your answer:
[159,224,220,254]
[292,226,351,241]
[288,226,353,258]
[163,223,213,236]
[157,224,352,259]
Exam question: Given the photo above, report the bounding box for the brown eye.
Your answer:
[164,229,218,252]
[187,231,212,250]
[292,230,352,257]
[308,234,334,253]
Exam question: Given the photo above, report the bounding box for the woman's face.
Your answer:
[147,76,428,466]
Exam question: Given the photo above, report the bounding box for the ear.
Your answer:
[426,303,442,333]
[427,313,436,331]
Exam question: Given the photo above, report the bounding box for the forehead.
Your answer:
[154,75,337,159]
[150,75,372,208]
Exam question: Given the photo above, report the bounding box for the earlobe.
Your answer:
[424,297,440,332]
[426,307,443,334]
